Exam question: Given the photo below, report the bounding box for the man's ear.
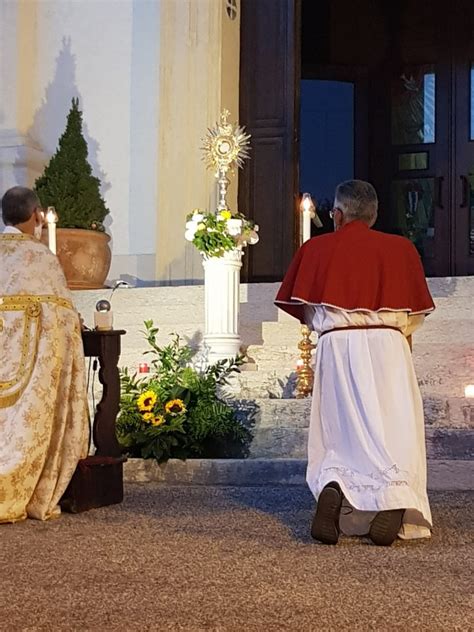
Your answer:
[335,208,344,228]
[35,207,44,225]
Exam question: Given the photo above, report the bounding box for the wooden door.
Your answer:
[370,0,474,276]
[453,0,474,275]
[239,0,300,282]
[369,1,452,277]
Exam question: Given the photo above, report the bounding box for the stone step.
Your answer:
[123,457,474,490]
[245,396,472,429]
[245,424,473,459]
[224,397,474,457]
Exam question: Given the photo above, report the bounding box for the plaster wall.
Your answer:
[0,0,161,283]
[0,0,241,285]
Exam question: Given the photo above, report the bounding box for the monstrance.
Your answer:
[201,109,250,212]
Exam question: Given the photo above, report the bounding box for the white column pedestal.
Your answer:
[203,249,242,363]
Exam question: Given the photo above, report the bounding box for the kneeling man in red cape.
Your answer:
[276,180,435,546]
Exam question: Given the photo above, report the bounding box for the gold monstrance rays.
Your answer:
[201,109,251,212]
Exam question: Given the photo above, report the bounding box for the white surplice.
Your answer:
[305,305,432,540]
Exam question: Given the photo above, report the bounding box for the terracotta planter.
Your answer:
[42,228,111,289]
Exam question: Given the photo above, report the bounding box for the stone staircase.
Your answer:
[74,278,473,487]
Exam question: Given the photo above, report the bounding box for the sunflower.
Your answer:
[151,415,165,427]
[137,390,157,412]
[165,399,187,415]
[142,412,154,422]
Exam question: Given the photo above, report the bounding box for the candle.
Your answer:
[138,363,150,374]
[300,193,314,244]
[45,206,58,255]
[465,384,474,398]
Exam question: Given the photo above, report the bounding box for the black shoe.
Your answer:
[369,509,405,546]
[311,482,343,545]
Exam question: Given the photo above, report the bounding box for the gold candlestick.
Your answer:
[296,324,316,398]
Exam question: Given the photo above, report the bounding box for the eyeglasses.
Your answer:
[329,207,342,220]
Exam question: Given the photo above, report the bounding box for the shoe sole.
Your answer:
[369,509,404,546]
[311,487,342,545]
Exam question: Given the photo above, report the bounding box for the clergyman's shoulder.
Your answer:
[304,231,336,249]
[371,229,417,252]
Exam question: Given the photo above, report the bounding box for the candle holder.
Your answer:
[295,324,316,398]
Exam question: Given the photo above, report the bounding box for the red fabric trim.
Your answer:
[275,222,435,323]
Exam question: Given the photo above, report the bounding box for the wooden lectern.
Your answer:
[60,329,127,513]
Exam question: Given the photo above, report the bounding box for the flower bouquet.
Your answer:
[117,320,251,462]
[185,208,259,258]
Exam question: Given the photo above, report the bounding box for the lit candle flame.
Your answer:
[46,207,58,223]
[465,384,474,398]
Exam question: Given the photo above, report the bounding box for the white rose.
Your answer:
[226,218,243,236]
[186,220,197,230]
[193,212,204,222]
[185,230,196,242]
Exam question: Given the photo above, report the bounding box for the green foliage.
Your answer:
[34,98,109,231]
[117,320,252,462]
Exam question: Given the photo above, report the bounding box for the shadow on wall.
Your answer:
[16,37,111,227]
[113,242,203,289]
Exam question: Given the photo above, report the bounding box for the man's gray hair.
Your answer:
[334,180,378,224]
[1,186,40,226]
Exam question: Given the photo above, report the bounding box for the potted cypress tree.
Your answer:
[35,98,111,289]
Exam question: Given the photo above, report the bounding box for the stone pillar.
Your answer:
[203,250,242,362]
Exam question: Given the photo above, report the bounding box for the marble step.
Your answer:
[228,398,473,459]
[244,420,474,459]
[123,457,474,490]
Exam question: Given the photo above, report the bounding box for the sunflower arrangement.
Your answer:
[185,208,259,258]
[117,320,252,462]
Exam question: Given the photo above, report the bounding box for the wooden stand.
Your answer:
[60,329,126,513]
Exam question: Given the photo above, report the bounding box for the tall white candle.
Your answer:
[45,207,57,255]
[302,209,311,243]
[301,194,314,244]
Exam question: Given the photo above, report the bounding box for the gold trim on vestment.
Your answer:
[0,294,74,311]
[0,233,35,242]
[0,294,74,409]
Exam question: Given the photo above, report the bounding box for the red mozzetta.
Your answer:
[275,221,435,323]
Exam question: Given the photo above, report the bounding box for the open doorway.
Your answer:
[299,79,354,233]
